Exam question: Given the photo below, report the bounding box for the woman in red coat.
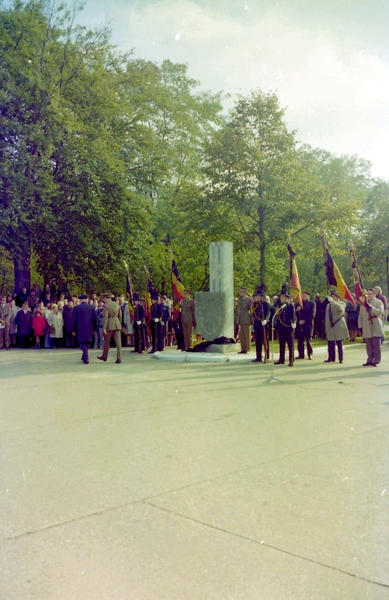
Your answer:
[32,310,46,349]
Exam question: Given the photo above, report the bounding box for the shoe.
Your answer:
[362,362,372,366]
[296,356,305,360]
[115,359,121,364]
[148,350,155,354]
[131,350,137,353]
[339,361,343,364]
[371,363,377,367]
[97,356,107,362]
[251,358,262,363]
[288,362,293,367]
[238,351,245,354]
[308,356,312,360]
[274,360,284,365]
[83,360,89,364]
[324,359,334,363]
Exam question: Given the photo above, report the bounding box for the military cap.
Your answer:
[329,288,341,298]
[79,294,87,299]
[133,292,140,301]
[256,284,266,296]
[303,291,311,296]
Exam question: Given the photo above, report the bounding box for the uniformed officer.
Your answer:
[274,287,296,366]
[181,290,196,351]
[133,293,146,354]
[237,286,252,354]
[149,292,163,354]
[97,292,122,363]
[251,285,270,363]
[295,291,316,360]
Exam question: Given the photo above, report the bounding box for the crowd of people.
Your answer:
[0,282,387,367]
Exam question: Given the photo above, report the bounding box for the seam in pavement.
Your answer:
[143,500,389,590]
[2,420,389,544]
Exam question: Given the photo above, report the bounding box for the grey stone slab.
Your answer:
[148,426,389,586]
[1,502,388,600]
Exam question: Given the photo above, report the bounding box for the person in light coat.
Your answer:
[324,289,349,363]
[358,288,384,367]
[46,304,64,348]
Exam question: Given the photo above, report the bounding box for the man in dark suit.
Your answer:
[73,295,97,364]
[15,302,33,348]
[274,288,296,366]
[251,285,270,363]
[295,291,316,360]
[133,293,146,354]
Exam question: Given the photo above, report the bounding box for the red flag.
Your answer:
[322,237,355,306]
[287,244,302,306]
[171,260,185,319]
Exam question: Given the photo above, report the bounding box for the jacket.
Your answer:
[103,300,122,331]
[325,298,348,341]
[358,298,384,338]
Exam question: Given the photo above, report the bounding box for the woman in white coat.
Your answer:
[46,304,64,349]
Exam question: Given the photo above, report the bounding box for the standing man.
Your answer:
[181,290,196,351]
[133,293,146,354]
[324,289,348,364]
[274,289,296,366]
[0,296,11,350]
[15,302,33,348]
[295,291,316,360]
[251,285,270,363]
[159,295,171,352]
[73,295,97,364]
[237,286,252,354]
[358,288,384,367]
[97,293,123,364]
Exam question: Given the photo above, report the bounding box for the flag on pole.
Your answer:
[145,276,158,318]
[125,268,135,321]
[350,249,367,306]
[171,260,185,319]
[322,237,355,306]
[287,244,302,306]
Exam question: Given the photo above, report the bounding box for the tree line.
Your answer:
[1,0,388,296]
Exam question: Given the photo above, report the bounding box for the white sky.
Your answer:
[78,0,389,180]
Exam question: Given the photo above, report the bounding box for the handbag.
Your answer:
[48,325,56,335]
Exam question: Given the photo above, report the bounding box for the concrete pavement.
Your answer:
[0,342,388,599]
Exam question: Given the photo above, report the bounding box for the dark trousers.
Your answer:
[327,340,343,362]
[365,337,381,364]
[80,342,90,363]
[150,321,157,352]
[254,327,269,361]
[18,334,31,348]
[134,323,146,353]
[278,331,294,364]
[297,333,313,358]
[157,323,166,351]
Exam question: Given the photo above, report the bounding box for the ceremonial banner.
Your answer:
[125,269,135,321]
[287,244,302,306]
[322,237,355,306]
[145,276,158,318]
[171,260,185,319]
[350,249,366,306]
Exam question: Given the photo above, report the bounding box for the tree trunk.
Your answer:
[13,251,31,293]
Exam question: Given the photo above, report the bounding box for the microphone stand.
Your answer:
[263,311,283,384]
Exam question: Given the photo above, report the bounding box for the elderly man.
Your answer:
[237,286,252,354]
[97,293,123,363]
[324,289,348,364]
[73,295,97,364]
[0,296,11,350]
[359,288,384,367]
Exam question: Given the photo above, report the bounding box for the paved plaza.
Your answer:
[0,342,389,599]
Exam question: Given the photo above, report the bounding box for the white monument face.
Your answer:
[195,242,234,341]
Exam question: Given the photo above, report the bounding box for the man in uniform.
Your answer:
[133,293,146,354]
[181,290,196,351]
[159,295,171,351]
[149,292,163,353]
[237,286,252,354]
[73,294,97,364]
[251,285,270,363]
[97,293,122,363]
[274,287,296,366]
[0,296,11,350]
[295,291,316,360]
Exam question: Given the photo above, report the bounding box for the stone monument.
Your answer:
[195,242,236,352]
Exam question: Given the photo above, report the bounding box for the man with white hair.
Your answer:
[358,288,384,367]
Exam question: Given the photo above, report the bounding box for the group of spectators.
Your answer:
[0,284,134,351]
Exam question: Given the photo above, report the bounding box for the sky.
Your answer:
[77,0,389,180]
